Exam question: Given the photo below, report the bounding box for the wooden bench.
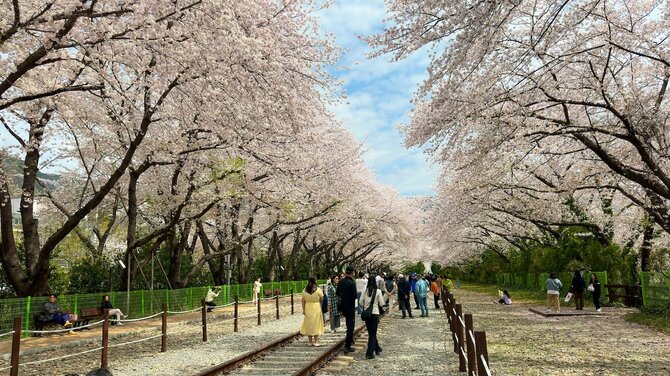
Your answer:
[605,284,642,307]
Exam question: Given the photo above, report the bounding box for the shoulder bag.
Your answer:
[361,289,376,320]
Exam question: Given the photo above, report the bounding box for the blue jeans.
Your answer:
[356,292,362,315]
[418,296,429,316]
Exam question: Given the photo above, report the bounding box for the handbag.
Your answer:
[587,284,595,292]
[361,289,376,320]
[564,292,573,302]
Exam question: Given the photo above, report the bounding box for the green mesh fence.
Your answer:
[496,271,609,298]
[640,271,670,306]
[0,279,322,336]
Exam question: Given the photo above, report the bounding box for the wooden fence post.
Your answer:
[10,317,21,376]
[291,291,294,315]
[201,299,207,342]
[257,296,262,326]
[234,296,239,332]
[475,331,490,376]
[161,304,167,352]
[275,294,280,320]
[465,313,476,375]
[450,296,458,354]
[100,310,109,369]
[455,304,466,372]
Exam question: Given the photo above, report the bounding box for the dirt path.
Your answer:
[452,288,670,375]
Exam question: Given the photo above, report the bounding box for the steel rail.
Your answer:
[195,331,302,376]
[293,323,366,376]
[194,322,368,376]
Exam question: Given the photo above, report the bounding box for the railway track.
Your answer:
[195,324,367,376]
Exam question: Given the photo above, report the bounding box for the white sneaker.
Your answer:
[596,308,602,312]
[117,322,124,326]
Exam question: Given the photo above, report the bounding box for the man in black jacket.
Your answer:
[336,265,358,352]
[396,274,413,318]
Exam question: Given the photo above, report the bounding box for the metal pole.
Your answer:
[234,296,239,332]
[126,251,131,316]
[10,317,21,376]
[275,294,279,320]
[161,304,167,352]
[201,299,207,342]
[291,292,294,315]
[101,310,109,369]
[257,296,262,326]
[151,250,154,313]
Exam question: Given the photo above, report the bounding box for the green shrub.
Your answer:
[640,302,670,316]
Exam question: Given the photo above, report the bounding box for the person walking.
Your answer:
[416,275,430,317]
[396,274,413,318]
[384,275,396,313]
[204,287,221,312]
[410,273,419,309]
[355,272,367,316]
[327,275,341,332]
[546,272,563,312]
[360,277,384,359]
[588,273,602,312]
[300,277,324,346]
[253,278,263,304]
[431,277,441,309]
[336,265,358,353]
[571,270,586,310]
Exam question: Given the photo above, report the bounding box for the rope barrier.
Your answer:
[109,334,164,348]
[25,320,105,334]
[167,307,202,315]
[468,330,476,344]
[19,346,104,367]
[118,311,164,323]
[480,354,492,376]
[0,330,15,338]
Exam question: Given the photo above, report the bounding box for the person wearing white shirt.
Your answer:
[253,278,263,304]
[360,277,384,359]
[205,287,221,312]
[355,272,368,315]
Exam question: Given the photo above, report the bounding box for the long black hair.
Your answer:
[306,276,317,294]
[365,275,377,297]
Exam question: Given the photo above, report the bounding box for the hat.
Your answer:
[345,265,354,273]
[398,274,404,279]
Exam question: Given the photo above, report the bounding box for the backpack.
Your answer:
[385,280,394,292]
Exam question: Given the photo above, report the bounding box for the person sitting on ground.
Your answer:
[204,287,221,312]
[498,290,512,305]
[37,294,72,328]
[101,295,127,325]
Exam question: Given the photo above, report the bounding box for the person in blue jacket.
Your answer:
[410,273,419,309]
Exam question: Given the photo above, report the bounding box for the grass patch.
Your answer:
[459,282,546,305]
[626,312,670,334]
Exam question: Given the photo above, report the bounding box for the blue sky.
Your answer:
[318,0,437,197]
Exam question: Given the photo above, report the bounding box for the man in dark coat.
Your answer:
[396,274,413,318]
[336,265,358,352]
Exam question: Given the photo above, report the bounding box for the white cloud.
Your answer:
[318,1,436,196]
